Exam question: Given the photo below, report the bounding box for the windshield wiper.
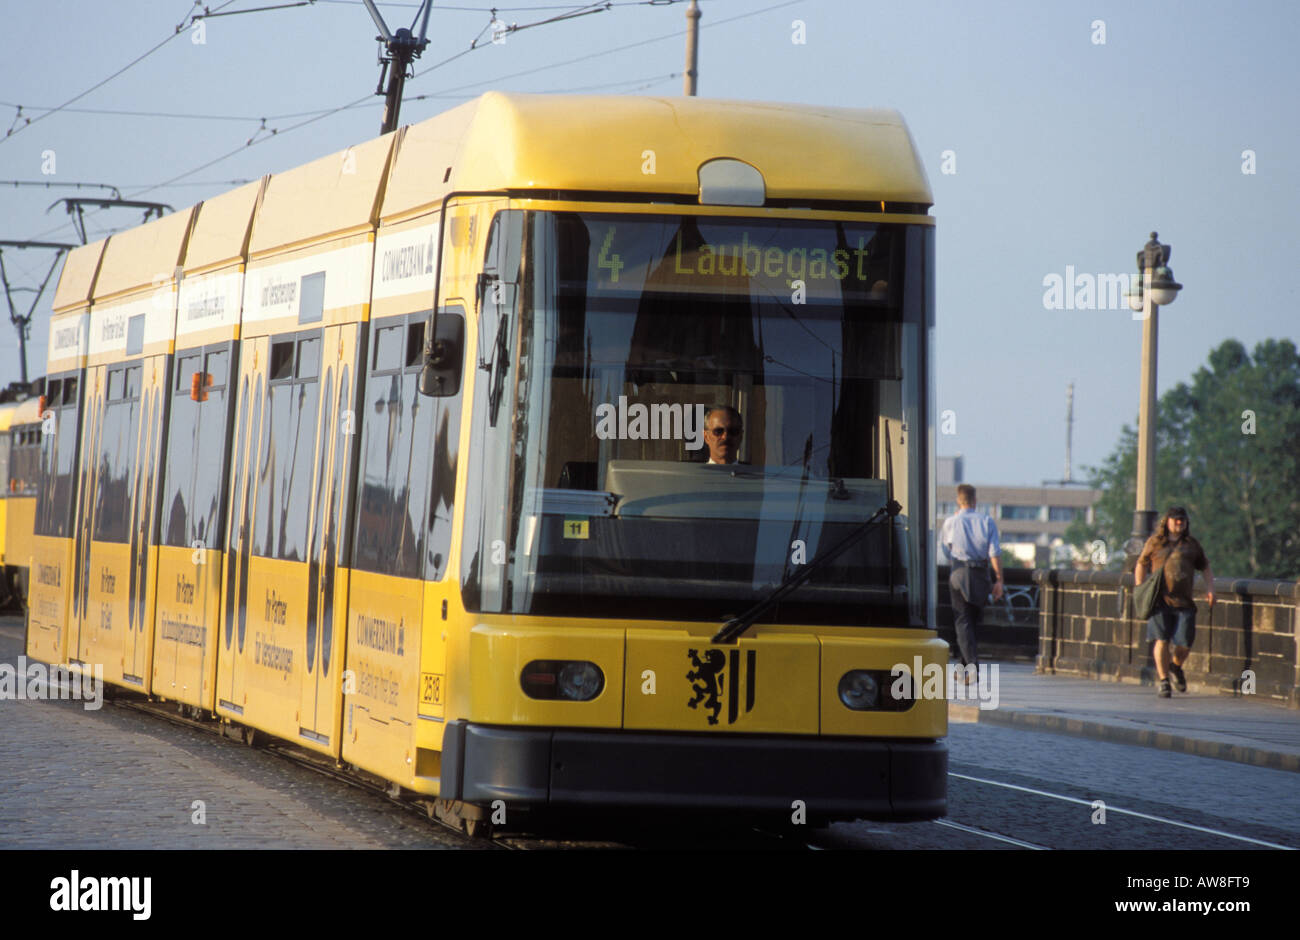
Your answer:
[711,498,902,644]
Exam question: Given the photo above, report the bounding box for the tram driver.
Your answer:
[703,405,743,465]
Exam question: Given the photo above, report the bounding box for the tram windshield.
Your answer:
[461,210,934,627]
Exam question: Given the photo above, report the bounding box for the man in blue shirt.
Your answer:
[941,484,1005,674]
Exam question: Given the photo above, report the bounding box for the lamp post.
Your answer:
[1123,232,1183,567]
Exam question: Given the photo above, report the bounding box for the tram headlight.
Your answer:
[521,660,605,701]
[558,662,604,701]
[838,670,880,710]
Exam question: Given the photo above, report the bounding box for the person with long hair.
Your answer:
[1135,506,1216,698]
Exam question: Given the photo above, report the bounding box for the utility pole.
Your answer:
[683,0,700,96]
[1041,383,1087,488]
[1064,382,1074,484]
[363,0,433,135]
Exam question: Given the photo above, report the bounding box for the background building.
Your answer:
[936,455,1099,567]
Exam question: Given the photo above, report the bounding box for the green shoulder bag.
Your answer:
[1134,571,1162,620]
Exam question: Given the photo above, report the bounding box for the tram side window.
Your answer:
[354,319,424,578]
[0,430,10,496]
[163,355,200,546]
[160,347,234,550]
[9,429,28,494]
[35,381,59,532]
[269,341,294,381]
[353,310,462,580]
[255,333,320,562]
[191,349,231,546]
[35,375,81,538]
[94,366,142,543]
[12,427,40,495]
[425,310,462,580]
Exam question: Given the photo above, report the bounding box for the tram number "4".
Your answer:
[597,228,623,283]
[420,672,444,706]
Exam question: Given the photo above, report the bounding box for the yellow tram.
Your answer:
[28,93,947,825]
[0,387,41,606]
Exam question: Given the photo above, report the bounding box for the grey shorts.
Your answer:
[1147,604,1196,647]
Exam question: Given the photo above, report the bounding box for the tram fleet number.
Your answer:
[420,673,444,706]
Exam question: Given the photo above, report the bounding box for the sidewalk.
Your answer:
[949,662,1300,773]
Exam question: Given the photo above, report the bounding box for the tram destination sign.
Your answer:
[580,216,896,303]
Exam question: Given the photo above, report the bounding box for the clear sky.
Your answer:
[1,0,1295,486]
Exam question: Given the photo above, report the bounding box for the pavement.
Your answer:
[949,662,1300,774]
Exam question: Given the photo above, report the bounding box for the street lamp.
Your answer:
[1123,232,1183,566]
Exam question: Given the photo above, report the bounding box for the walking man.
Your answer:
[1135,506,1215,697]
[941,484,1004,678]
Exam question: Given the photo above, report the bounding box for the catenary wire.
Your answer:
[19,0,804,243]
[0,1,240,144]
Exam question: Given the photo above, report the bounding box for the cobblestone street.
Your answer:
[0,621,466,849]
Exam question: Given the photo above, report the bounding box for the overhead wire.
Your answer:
[1,1,241,144]
[406,0,802,95]
[121,0,653,199]
[55,0,613,212]
[0,64,678,125]
[314,0,717,10]
[194,1,316,16]
[0,100,356,124]
[0,1,752,133]
[19,0,804,242]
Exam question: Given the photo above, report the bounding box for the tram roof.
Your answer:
[186,178,264,273]
[382,93,933,219]
[93,207,195,302]
[50,94,931,317]
[51,239,106,313]
[10,395,42,426]
[249,134,395,256]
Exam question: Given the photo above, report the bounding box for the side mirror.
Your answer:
[418,310,465,397]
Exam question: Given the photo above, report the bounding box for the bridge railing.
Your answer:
[1032,568,1299,708]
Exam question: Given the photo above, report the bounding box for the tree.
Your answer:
[1067,339,1300,580]
[999,548,1028,570]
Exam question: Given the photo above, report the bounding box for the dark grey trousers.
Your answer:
[949,565,991,667]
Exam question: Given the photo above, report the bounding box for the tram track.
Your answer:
[931,818,1049,849]
[944,770,1299,850]
[37,660,1295,852]
[16,622,1163,853]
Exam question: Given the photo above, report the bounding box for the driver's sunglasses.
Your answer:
[707,426,742,439]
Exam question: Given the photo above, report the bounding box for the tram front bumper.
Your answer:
[439,721,946,820]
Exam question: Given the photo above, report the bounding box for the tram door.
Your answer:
[68,366,106,663]
[122,356,165,683]
[218,336,268,714]
[298,323,359,748]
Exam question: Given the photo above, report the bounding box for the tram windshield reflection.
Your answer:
[461,212,934,627]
